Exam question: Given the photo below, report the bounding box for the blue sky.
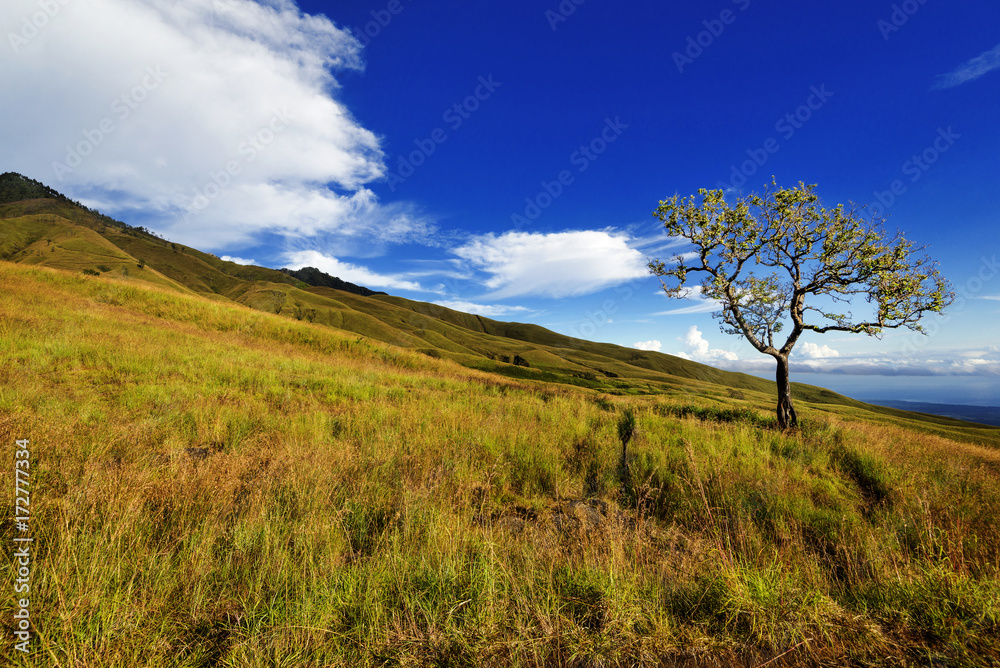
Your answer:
[3,0,999,404]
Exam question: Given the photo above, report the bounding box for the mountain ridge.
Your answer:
[278,265,386,297]
[2,171,997,445]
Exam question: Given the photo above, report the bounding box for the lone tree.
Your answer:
[648,181,953,429]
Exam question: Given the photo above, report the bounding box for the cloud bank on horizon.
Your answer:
[669,327,1000,378]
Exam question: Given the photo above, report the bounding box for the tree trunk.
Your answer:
[774,354,798,430]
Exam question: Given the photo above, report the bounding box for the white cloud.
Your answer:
[783,346,1000,376]
[933,42,1000,89]
[633,340,662,352]
[432,301,532,318]
[452,230,648,299]
[662,337,1000,378]
[629,231,690,258]
[655,301,721,315]
[798,342,840,359]
[220,255,256,265]
[284,250,423,292]
[677,326,738,362]
[1,0,430,251]
[653,285,722,315]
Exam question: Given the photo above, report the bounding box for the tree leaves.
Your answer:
[648,180,954,357]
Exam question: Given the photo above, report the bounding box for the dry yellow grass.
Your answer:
[1,262,998,667]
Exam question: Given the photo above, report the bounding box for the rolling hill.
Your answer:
[1,171,996,447]
[3,248,1000,666]
[3,171,1000,665]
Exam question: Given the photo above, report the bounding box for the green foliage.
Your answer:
[0,171,71,204]
[0,171,157,237]
[648,180,954,428]
[649,180,954,346]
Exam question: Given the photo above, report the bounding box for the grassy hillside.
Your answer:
[0,197,305,294]
[2,262,999,666]
[3,195,998,450]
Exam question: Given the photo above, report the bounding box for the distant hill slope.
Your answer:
[1,171,72,203]
[3,172,998,445]
[864,400,1000,427]
[0,171,159,238]
[278,266,386,297]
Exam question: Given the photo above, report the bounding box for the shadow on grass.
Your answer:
[657,403,778,430]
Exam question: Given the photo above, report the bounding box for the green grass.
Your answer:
[3,197,999,451]
[2,261,999,666]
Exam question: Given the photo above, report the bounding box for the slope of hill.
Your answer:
[0,191,806,399]
[2,260,999,666]
[865,400,1000,427]
[1,171,76,204]
[2,173,998,450]
[279,265,387,297]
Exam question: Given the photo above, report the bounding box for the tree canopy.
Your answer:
[648,180,953,428]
